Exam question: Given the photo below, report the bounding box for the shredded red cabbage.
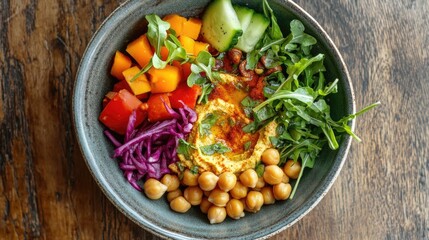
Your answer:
[104,102,197,191]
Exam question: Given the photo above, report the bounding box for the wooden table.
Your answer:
[1,0,428,239]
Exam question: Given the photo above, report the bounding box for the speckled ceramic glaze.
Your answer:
[73,0,355,239]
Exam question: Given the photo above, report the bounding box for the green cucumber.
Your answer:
[233,5,254,33]
[201,0,243,52]
[234,10,270,53]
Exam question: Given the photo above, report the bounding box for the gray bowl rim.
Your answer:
[72,0,356,239]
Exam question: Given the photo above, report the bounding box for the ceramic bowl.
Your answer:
[73,0,355,239]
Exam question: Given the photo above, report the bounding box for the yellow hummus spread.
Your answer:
[177,98,277,175]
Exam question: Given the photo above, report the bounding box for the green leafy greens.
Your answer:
[245,0,380,199]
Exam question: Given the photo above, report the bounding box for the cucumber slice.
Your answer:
[201,0,243,52]
[235,11,270,53]
[233,5,254,33]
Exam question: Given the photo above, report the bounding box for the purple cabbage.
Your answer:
[104,102,197,191]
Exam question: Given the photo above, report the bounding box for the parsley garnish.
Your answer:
[177,138,196,160]
[199,113,219,136]
[200,143,231,155]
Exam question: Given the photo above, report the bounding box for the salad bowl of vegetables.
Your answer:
[73,0,377,239]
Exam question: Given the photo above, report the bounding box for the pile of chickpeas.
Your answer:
[143,148,302,224]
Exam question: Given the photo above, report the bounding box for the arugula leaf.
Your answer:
[254,87,316,112]
[128,61,153,83]
[199,113,219,136]
[277,54,325,92]
[200,143,231,155]
[146,14,170,56]
[262,0,283,40]
[186,51,218,104]
[241,96,261,117]
[240,0,380,201]
[198,82,214,104]
[284,20,317,50]
[165,38,188,62]
[151,53,166,69]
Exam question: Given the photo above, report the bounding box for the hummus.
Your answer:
[178,98,277,175]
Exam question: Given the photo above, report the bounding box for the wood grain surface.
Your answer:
[0,0,428,239]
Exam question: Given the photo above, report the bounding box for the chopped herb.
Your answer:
[228,118,236,127]
[255,162,265,177]
[176,162,185,180]
[177,138,196,160]
[243,141,252,151]
[200,142,231,155]
[199,113,219,136]
[190,165,199,175]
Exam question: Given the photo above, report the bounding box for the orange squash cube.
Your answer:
[163,14,186,36]
[179,35,195,55]
[110,51,132,80]
[193,41,209,56]
[126,34,153,68]
[148,65,181,93]
[160,46,169,61]
[122,66,151,95]
[172,60,184,81]
[182,18,202,40]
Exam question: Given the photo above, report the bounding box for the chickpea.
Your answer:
[161,174,180,192]
[282,173,290,184]
[207,206,227,224]
[226,199,245,219]
[261,148,280,165]
[254,176,265,190]
[218,172,237,192]
[283,160,301,179]
[170,196,191,213]
[200,197,212,214]
[208,188,230,207]
[230,181,248,199]
[144,178,168,200]
[184,186,203,205]
[167,188,182,202]
[245,191,264,212]
[198,171,219,191]
[263,165,284,185]
[182,169,199,186]
[273,182,292,200]
[239,169,258,188]
[260,186,275,205]
[240,198,253,212]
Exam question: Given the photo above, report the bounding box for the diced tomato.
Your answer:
[102,91,118,108]
[113,81,148,100]
[102,97,110,109]
[169,83,201,109]
[147,93,174,122]
[113,80,132,92]
[99,89,148,134]
[182,62,192,80]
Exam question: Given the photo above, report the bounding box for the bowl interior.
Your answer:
[73,0,355,239]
